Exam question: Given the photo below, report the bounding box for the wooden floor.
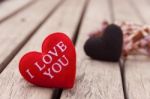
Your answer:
[0,0,150,99]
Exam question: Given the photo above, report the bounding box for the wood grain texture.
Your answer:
[60,0,124,99]
[0,0,34,23]
[129,0,150,24]
[0,0,61,71]
[113,0,142,24]
[0,0,86,98]
[121,0,150,98]
[125,56,150,99]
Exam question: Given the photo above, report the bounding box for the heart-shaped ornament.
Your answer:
[19,32,76,88]
[84,24,123,62]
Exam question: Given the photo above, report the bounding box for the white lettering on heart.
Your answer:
[43,68,54,79]
[26,41,70,79]
[26,69,34,79]
[48,47,58,57]
[34,62,46,71]
[58,55,69,66]
[52,62,62,73]
[42,55,69,79]
[56,41,67,52]
[42,54,52,64]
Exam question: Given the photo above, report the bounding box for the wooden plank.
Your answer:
[0,0,62,72]
[0,0,86,98]
[0,0,35,23]
[125,56,150,99]
[121,0,150,98]
[129,0,150,24]
[113,0,142,24]
[60,0,124,99]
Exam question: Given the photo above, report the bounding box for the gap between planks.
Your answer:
[53,0,90,99]
[72,0,90,45]
[123,0,150,98]
[108,0,128,98]
[111,0,129,98]
[0,0,36,23]
[0,0,65,73]
[112,0,149,98]
[60,0,124,98]
[0,0,90,98]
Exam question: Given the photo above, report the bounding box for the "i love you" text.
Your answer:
[26,41,69,79]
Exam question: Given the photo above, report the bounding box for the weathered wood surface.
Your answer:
[112,0,142,24]
[0,0,62,72]
[121,0,150,98]
[61,0,124,99]
[0,0,150,99]
[0,0,34,23]
[0,0,86,98]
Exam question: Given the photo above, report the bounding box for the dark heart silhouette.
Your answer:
[84,24,123,62]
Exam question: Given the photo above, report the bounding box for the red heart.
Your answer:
[19,32,76,88]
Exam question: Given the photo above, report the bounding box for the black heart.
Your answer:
[84,24,123,62]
